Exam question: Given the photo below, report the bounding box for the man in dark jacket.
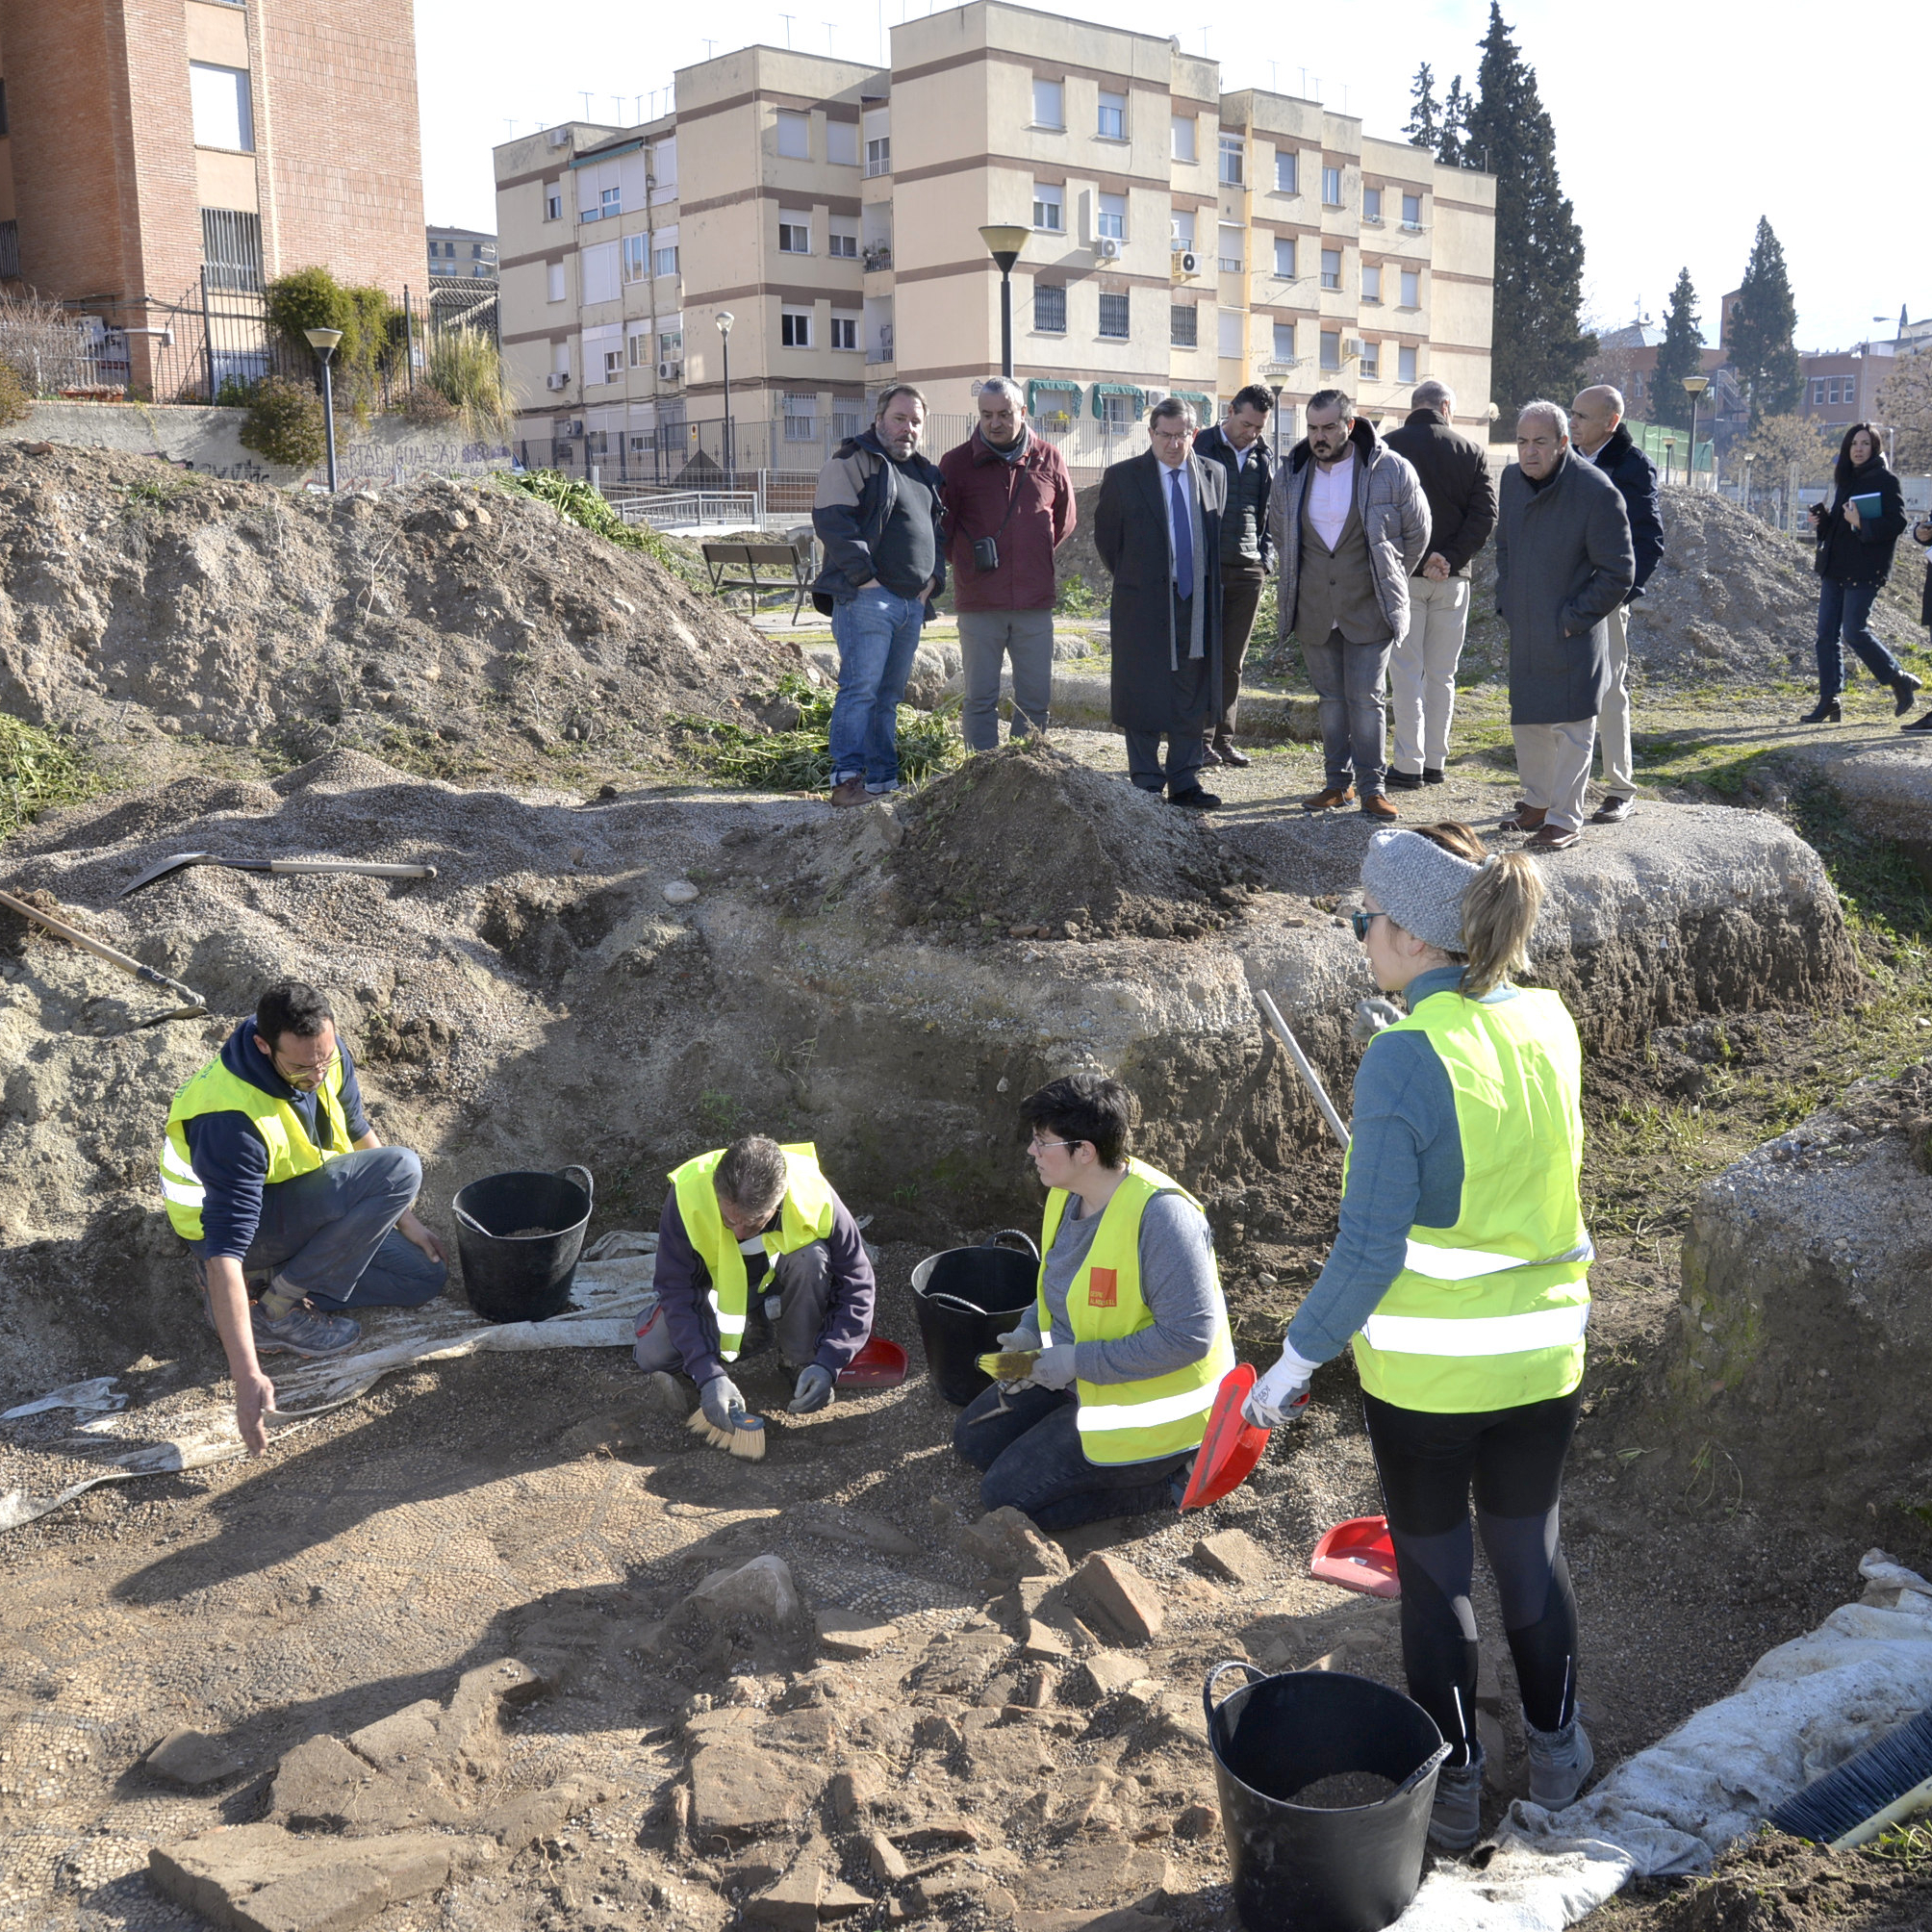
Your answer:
[1192,386,1277,767]
[1094,397,1228,808]
[1383,380,1496,788]
[1569,386,1665,823]
[1496,402,1636,851]
[939,376,1076,752]
[810,385,947,805]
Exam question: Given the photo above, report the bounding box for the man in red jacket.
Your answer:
[939,377,1077,751]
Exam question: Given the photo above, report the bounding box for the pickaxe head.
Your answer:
[119,853,216,898]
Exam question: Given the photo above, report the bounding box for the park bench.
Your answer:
[701,539,813,622]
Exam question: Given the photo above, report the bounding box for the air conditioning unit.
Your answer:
[557,419,584,438]
[657,360,683,381]
[1342,337,1366,362]
[1171,249,1199,277]
[547,127,572,148]
[1094,237,1122,261]
[546,371,571,391]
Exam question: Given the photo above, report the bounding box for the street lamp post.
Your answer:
[978,224,1030,380]
[303,327,343,492]
[1664,439,1675,487]
[716,310,735,485]
[1682,373,1710,492]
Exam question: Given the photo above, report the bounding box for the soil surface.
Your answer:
[1592,1830,1932,1931]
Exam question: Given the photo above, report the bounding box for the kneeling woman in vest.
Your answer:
[953,1074,1235,1530]
[1247,825,1593,1852]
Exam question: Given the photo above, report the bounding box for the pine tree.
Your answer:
[1438,77,1470,167]
[1648,267,1703,429]
[1463,4,1591,419]
[1404,64,1441,151]
[1729,217,1803,424]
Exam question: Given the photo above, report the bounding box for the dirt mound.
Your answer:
[884,741,1259,939]
[0,441,801,780]
[1617,1830,1932,1930]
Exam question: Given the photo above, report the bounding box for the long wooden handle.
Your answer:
[264,861,437,879]
[0,886,208,1008]
[1256,988,1352,1150]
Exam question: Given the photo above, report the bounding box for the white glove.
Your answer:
[1026,1344,1080,1391]
[1244,1342,1322,1429]
[997,1325,1042,1353]
[1352,996,1404,1045]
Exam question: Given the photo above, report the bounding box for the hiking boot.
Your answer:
[254,1300,361,1357]
[1302,784,1356,812]
[827,776,868,807]
[1525,1714,1594,1810]
[1428,1749,1485,1852]
[1896,672,1924,718]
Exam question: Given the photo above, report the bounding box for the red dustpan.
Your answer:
[837,1335,908,1389]
[1179,1362,1271,1511]
[1310,1514,1401,1598]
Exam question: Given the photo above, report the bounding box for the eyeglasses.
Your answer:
[1028,1135,1083,1154]
[273,1046,339,1079]
[1349,909,1383,942]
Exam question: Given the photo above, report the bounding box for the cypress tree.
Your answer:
[1463,3,1591,419]
[1438,78,1470,167]
[1405,64,1441,151]
[1729,217,1803,424]
[1648,267,1703,428]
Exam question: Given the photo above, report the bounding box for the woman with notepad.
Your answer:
[1800,421,1914,724]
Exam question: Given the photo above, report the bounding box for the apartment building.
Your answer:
[428,224,498,281]
[494,0,1495,479]
[0,0,426,394]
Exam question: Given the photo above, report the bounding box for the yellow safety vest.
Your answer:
[671,1143,837,1362]
[160,1050,352,1242]
[1036,1157,1236,1466]
[1350,985,1591,1413]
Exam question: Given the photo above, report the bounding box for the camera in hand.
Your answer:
[973,535,1001,572]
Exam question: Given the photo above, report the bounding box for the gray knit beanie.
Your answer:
[1359,828,1491,952]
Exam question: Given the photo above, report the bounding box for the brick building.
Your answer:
[0,0,427,394]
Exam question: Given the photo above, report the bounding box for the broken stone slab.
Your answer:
[867,1831,910,1882]
[1076,1651,1148,1701]
[957,1506,1073,1579]
[477,1774,612,1853]
[962,1720,1056,1783]
[143,1728,244,1789]
[684,1553,804,1628]
[830,1758,885,1822]
[268,1733,446,1833]
[1070,1556,1163,1645]
[907,1624,1013,1695]
[817,1608,900,1660]
[345,1656,546,1792]
[1022,1617,1073,1664]
[747,1858,824,1932]
[688,1737,828,1842]
[1191,1529,1270,1588]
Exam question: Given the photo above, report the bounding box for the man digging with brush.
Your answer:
[635,1136,876,1454]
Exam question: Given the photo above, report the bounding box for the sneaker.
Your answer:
[255,1302,362,1358]
[1423,767,1446,785]
[1302,784,1357,812]
[1428,1749,1485,1852]
[1360,793,1399,821]
[1896,672,1924,718]
[827,776,869,807]
[1589,796,1634,825]
[1385,769,1425,791]
[1525,1715,1594,1810]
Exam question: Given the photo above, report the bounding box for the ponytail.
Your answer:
[1459,852,1543,998]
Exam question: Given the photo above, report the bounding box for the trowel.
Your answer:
[120,853,438,898]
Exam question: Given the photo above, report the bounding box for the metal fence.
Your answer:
[613,488,764,532]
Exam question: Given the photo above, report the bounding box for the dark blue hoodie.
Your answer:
[185,1018,371,1259]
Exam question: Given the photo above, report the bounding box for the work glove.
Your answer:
[997,1325,1042,1354]
[1244,1344,1321,1430]
[1352,997,1404,1045]
[1026,1344,1080,1391]
[788,1363,836,1414]
[699,1374,748,1431]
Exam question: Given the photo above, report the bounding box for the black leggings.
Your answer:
[1362,1386,1582,1768]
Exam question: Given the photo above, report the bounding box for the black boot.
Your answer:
[1799,698,1842,724]
[1896,672,1924,718]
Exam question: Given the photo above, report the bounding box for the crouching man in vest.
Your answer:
[634,1136,877,1431]
[953,1074,1234,1528]
[160,980,447,1455]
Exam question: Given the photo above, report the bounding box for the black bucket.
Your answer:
[1205,1662,1449,1932]
[451,1164,595,1325]
[910,1227,1040,1404]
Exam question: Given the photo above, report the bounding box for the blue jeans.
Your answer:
[1816,577,1900,701]
[953,1382,1191,1531]
[829,586,927,790]
[192,1147,446,1309]
[1303,627,1391,794]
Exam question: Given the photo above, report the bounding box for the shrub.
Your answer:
[265,267,402,414]
[238,376,328,469]
[1,713,101,839]
[422,327,509,437]
[0,357,30,428]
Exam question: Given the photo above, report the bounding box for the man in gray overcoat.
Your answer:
[1494,400,1635,851]
[1094,397,1228,808]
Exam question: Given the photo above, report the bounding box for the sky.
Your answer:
[414,0,1928,356]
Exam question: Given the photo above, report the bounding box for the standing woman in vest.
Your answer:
[1246,826,1592,1851]
[953,1074,1235,1527]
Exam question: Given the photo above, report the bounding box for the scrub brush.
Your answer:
[685,1406,768,1462]
[977,1350,1040,1385]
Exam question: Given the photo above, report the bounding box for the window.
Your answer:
[780,309,812,348]
[778,213,811,254]
[783,393,818,441]
[547,262,566,302]
[776,111,809,159]
[1219,135,1244,185]
[1171,303,1197,348]
[1032,78,1064,129]
[202,209,264,292]
[1098,292,1130,339]
[1400,268,1420,308]
[661,330,683,359]
[1320,246,1341,292]
[190,64,253,151]
[552,343,570,375]
[581,240,620,305]
[1218,310,1243,357]
[830,314,858,350]
[1096,192,1126,241]
[651,138,676,194]
[833,398,863,441]
[1361,263,1382,303]
[1032,181,1064,232]
[1033,283,1067,333]
[1273,235,1296,278]
[1272,320,1296,362]
[1099,390,1136,428]
[599,186,621,217]
[546,189,562,221]
[1218,223,1242,273]
[1402,191,1422,227]
[1098,90,1126,140]
[1362,186,1382,222]
[1320,328,1341,370]
[1171,209,1195,251]
[1397,344,1417,384]
[628,329,651,369]
[826,120,859,166]
[1172,114,1197,162]
[653,245,678,277]
[1275,149,1298,193]
[1322,165,1342,206]
[828,219,859,259]
[1812,378,1827,405]
[602,347,624,382]
[865,136,891,176]
[1360,341,1379,378]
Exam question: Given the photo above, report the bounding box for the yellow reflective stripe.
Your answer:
[158,1176,206,1207]
[1403,1236,1595,1282]
[1077,1375,1226,1432]
[1362,1303,1590,1357]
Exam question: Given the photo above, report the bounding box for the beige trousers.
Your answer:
[1389,573,1471,774]
[1512,718,1597,832]
[1594,603,1635,800]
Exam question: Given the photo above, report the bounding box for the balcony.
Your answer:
[867,322,895,365]
[862,244,893,272]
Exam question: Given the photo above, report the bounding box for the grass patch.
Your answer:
[0,713,102,841]
[1789,775,1932,952]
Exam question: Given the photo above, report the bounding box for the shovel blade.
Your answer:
[119,853,214,898]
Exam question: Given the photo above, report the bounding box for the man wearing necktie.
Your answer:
[1094,397,1229,808]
